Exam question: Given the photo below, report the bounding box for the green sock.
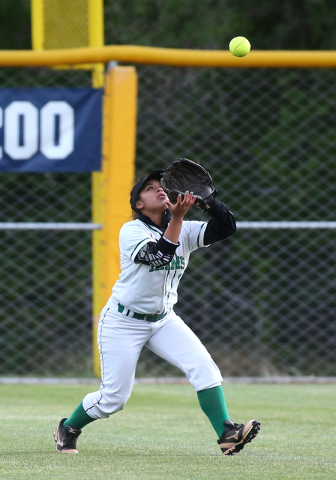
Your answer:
[197,385,230,438]
[63,402,96,430]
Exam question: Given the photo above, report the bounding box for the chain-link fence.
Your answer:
[0,68,94,376]
[135,66,336,378]
[0,64,335,377]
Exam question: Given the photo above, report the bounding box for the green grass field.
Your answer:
[1,382,335,479]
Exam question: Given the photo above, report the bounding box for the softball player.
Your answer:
[54,168,260,456]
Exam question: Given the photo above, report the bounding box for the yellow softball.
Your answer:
[229,36,251,57]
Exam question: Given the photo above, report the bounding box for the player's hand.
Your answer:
[164,191,196,219]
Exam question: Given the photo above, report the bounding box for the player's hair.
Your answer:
[130,170,165,214]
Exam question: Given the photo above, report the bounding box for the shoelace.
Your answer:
[229,422,244,430]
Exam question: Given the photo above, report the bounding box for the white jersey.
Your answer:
[107,218,209,314]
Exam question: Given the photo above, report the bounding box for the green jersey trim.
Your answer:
[130,238,150,260]
[146,224,162,235]
[196,223,207,248]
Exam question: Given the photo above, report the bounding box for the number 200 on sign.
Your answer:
[0,101,75,160]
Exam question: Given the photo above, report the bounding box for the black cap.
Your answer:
[130,170,165,212]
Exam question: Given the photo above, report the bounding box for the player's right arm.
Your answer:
[135,192,196,267]
[163,192,196,243]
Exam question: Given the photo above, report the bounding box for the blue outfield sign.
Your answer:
[0,88,102,172]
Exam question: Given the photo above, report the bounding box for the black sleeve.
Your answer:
[134,236,179,267]
[203,198,237,245]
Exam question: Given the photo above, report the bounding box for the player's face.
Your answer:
[136,180,168,214]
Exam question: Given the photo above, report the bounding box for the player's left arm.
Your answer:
[203,197,237,245]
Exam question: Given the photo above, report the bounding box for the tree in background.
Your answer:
[0,0,30,49]
[2,0,336,50]
[104,0,336,50]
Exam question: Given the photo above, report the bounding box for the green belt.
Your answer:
[117,303,167,322]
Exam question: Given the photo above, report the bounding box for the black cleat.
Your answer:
[54,418,82,453]
[217,419,260,456]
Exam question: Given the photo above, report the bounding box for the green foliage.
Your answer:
[224,0,336,49]
[104,0,235,48]
[104,0,336,49]
[251,69,336,220]
[2,0,336,51]
[0,0,30,49]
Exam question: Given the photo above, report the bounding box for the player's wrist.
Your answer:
[169,213,184,222]
[162,235,179,246]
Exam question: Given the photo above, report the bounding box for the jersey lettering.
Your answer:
[149,255,185,273]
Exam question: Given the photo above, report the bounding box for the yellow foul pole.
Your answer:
[93,65,137,376]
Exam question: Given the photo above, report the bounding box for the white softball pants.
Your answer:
[82,304,223,419]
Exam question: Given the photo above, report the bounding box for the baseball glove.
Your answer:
[160,158,217,210]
